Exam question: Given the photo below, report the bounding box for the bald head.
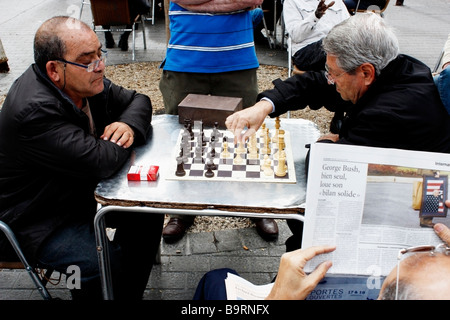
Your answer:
[379,252,450,300]
[34,16,92,73]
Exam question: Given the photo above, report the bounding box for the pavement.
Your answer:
[0,0,450,301]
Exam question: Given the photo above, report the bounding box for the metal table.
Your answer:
[94,114,320,299]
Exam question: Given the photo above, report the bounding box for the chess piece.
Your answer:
[208,157,217,170]
[264,165,274,176]
[175,156,186,176]
[275,151,287,177]
[236,142,246,154]
[194,146,203,163]
[233,152,243,164]
[261,155,271,171]
[261,130,271,155]
[185,119,194,140]
[221,137,230,158]
[205,162,215,178]
[273,117,280,143]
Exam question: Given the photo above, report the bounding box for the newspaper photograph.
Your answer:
[303,143,450,279]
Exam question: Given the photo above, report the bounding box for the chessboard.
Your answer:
[167,119,297,183]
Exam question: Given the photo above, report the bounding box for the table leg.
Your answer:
[94,205,304,300]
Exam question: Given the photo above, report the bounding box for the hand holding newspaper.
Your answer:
[225,143,449,300]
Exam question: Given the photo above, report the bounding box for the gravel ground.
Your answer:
[0,62,333,233]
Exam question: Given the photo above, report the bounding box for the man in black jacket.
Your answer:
[226,13,450,251]
[0,16,163,300]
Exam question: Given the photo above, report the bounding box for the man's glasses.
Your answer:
[395,243,450,299]
[57,50,107,73]
[324,64,347,85]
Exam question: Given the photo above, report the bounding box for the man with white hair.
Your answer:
[226,13,450,252]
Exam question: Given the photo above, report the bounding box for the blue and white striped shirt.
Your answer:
[162,2,259,73]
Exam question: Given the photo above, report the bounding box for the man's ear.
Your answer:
[46,61,62,83]
[360,63,376,85]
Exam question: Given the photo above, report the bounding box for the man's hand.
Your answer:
[225,100,273,144]
[265,245,336,300]
[100,121,135,149]
[435,201,450,245]
[434,223,450,245]
[318,133,339,142]
[315,0,335,19]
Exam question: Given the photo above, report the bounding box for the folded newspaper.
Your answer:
[225,143,448,300]
[302,143,448,299]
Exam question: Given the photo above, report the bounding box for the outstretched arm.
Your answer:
[225,100,273,144]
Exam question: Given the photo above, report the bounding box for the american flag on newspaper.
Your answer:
[421,176,447,217]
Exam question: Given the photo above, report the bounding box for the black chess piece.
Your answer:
[208,158,217,170]
[175,157,186,176]
[204,162,215,178]
[185,119,194,140]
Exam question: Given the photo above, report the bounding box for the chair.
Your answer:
[87,0,148,61]
[433,49,445,73]
[0,221,54,300]
[143,0,156,25]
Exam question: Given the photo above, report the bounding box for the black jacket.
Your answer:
[0,65,152,259]
[261,54,450,153]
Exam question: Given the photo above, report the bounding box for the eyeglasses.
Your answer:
[395,243,450,300]
[57,50,107,72]
[324,64,347,85]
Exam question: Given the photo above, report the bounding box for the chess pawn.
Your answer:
[204,162,215,178]
[221,138,230,158]
[264,165,274,176]
[236,141,246,154]
[261,155,271,171]
[233,152,243,164]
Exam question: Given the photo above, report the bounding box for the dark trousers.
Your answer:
[292,40,327,72]
[193,268,239,300]
[37,211,164,300]
[159,69,258,115]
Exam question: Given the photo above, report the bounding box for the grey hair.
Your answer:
[378,280,423,300]
[322,13,399,76]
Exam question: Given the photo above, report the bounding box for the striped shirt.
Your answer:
[162,2,259,73]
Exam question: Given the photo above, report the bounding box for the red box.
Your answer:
[127,165,159,181]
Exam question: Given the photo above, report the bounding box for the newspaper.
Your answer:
[303,143,449,284]
[224,143,449,300]
[225,273,273,300]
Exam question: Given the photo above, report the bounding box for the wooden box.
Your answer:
[178,94,243,128]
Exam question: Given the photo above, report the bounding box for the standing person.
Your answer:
[159,0,279,244]
[226,13,450,252]
[284,0,349,75]
[0,16,164,300]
